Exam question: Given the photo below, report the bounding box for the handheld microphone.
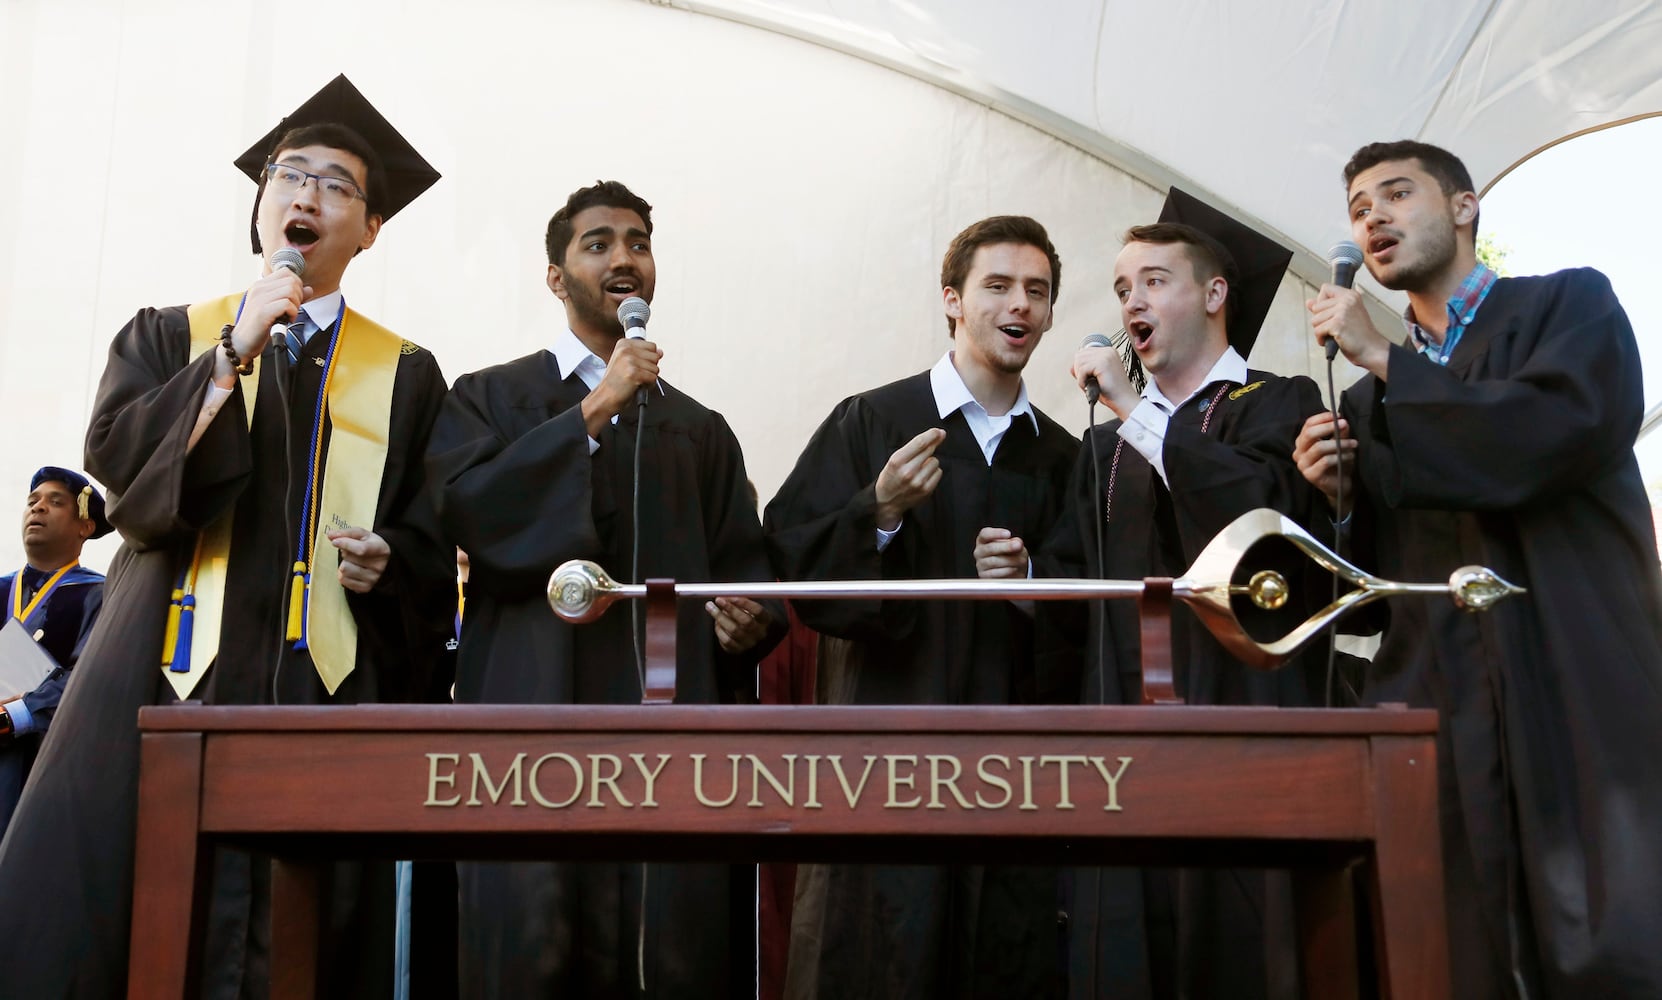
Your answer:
[616,296,653,405]
[1324,241,1364,360]
[269,247,307,349]
[1319,242,1363,705]
[1079,332,1113,404]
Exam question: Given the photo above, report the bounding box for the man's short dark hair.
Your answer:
[939,216,1062,336]
[1122,222,1239,332]
[1343,140,1480,237]
[546,181,655,266]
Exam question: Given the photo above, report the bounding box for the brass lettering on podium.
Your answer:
[692,753,741,808]
[975,754,1013,809]
[468,752,527,807]
[528,753,583,809]
[884,754,921,809]
[1092,755,1134,811]
[422,748,1137,814]
[425,753,462,807]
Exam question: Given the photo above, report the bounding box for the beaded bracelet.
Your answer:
[219,323,255,376]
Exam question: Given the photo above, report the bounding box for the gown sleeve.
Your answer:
[84,307,255,549]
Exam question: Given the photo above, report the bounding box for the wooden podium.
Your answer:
[129,701,1447,999]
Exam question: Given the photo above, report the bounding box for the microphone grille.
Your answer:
[1327,241,1364,269]
[616,296,651,329]
[269,246,306,276]
[1080,332,1114,349]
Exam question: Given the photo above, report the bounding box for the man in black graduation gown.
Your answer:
[426,179,784,998]
[1294,139,1662,997]
[0,77,455,999]
[765,215,1078,998]
[0,466,109,836]
[1040,199,1327,1000]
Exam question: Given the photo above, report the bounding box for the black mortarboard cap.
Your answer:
[234,74,440,252]
[32,466,112,539]
[1157,187,1293,356]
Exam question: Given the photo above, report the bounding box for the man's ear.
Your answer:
[1451,191,1479,228]
[1205,276,1228,317]
[942,285,963,331]
[359,214,383,253]
[547,264,569,301]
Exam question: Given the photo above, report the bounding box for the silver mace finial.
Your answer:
[546,508,1525,666]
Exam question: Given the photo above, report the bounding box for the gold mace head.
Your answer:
[1246,570,1290,610]
[547,560,620,623]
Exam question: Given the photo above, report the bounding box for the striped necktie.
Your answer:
[286,318,311,366]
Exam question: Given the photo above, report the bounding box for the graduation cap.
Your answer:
[1157,187,1293,357]
[31,466,112,539]
[233,74,440,252]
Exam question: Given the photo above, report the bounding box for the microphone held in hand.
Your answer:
[616,296,653,405]
[618,296,651,340]
[268,247,307,349]
[1079,332,1113,404]
[1324,241,1364,360]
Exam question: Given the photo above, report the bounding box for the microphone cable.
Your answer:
[1321,242,1365,708]
[627,357,652,996]
[630,402,648,701]
[1323,351,1343,708]
[1088,396,1107,706]
[264,246,303,707]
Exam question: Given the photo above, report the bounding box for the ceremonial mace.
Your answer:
[547,508,1522,704]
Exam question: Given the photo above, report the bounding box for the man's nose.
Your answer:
[289,176,322,209]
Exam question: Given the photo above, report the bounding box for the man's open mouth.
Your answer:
[1129,320,1154,351]
[285,223,320,248]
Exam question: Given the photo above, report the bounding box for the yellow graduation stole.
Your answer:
[165,293,401,698]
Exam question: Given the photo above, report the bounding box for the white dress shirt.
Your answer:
[550,326,664,455]
[188,291,346,450]
[1116,346,1248,486]
[876,351,1038,551]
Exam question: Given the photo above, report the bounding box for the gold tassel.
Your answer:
[161,588,184,666]
[77,486,92,521]
[286,561,308,641]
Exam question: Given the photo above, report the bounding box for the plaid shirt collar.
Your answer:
[1404,263,1498,366]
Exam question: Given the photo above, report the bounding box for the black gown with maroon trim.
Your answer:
[1038,368,1327,1000]
[763,370,1078,1000]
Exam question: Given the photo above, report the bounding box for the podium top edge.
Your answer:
[136,703,1438,737]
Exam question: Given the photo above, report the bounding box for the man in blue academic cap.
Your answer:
[0,466,109,836]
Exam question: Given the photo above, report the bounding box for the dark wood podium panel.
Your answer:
[129,704,1448,999]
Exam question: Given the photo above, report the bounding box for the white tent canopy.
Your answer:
[1,0,1657,572]
[678,0,1662,283]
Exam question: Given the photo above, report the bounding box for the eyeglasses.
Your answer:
[263,162,367,207]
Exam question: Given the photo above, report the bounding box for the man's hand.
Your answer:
[874,428,946,531]
[706,596,772,655]
[1307,285,1392,379]
[974,527,1028,579]
[1071,343,1137,417]
[581,339,662,438]
[328,526,392,594]
[218,270,310,383]
[1294,412,1358,514]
